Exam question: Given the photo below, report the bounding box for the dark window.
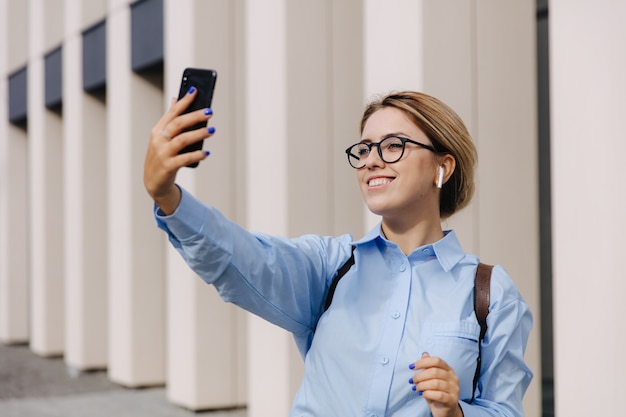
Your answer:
[45,46,63,111]
[8,66,28,129]
[82,19,107,95]
[131,0,164,75]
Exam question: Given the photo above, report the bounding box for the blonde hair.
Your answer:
[360,91,477,219]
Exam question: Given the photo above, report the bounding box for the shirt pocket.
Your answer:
[419,321,481,400]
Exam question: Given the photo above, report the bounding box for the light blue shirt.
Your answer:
[156,187,533,417]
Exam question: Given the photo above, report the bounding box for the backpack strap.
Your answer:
[323,246,355,312]
[471,262,493,404]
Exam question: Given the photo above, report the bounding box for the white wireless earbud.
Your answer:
[437,166,444,189]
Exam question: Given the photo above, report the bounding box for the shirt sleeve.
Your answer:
[459,265,534,417]
[154,186,354,339]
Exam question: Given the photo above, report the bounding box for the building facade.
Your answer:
[2,1,624,416]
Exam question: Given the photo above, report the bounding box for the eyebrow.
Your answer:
[360,132,412,143]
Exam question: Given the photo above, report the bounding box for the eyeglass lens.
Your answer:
[348,137,406,168]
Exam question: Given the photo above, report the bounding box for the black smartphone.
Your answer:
[176,67,217,167]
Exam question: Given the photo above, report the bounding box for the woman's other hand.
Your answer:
[409,352,463,417]
[143,87,215,214]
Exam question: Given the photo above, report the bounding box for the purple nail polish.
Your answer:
[409,363,415,370]
[208,127,216,134]
[188,86,196,94]
[204,108,213,115]
[204,150,211,156]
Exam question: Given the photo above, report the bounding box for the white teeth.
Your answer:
[369,178,391,187]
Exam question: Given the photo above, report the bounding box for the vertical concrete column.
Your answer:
[62,0,108,370]
[245,0,348,414]
[362,0,424,229]
[422,1,478,251]
[472,4,540,415]
[363,0,423,96]
[163,0,247,410]
[330,0,366,236]
[0,0,6,341]
[107,0,165,387]
[244,1,294,415]
[550,2,626,416]
[285,1,334,237]
[0,0,30,344]
[28,0,65,357]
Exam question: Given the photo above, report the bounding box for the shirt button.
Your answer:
[421,248,430,254]
[381,356,389,365]
[400,264,406,272]
[392,312,400,319]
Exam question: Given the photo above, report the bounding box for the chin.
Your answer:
[364,202,387,217]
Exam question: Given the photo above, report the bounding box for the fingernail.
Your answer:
[208,127,216,134]
[411,385,417,391]
[408,378,414,384]
[204,108,213,115]
[408,363,415,370]
[204,150,211,156]
[418,391,423,396]
[188,86,196,94]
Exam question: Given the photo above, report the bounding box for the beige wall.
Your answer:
[0,0,570,415]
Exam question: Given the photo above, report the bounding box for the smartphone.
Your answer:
[176,67,218,167]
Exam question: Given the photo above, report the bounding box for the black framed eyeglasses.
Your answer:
[345,135,438,169]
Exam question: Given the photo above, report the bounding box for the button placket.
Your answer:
[365,249,412,415]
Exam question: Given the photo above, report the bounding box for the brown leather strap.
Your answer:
[474,263,493,339]
[471,262,493,404]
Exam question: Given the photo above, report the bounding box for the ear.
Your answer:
[436,154,456,187]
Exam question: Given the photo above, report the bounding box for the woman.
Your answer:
[144,90,533,417]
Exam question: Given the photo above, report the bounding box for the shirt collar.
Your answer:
[354,223,466,272]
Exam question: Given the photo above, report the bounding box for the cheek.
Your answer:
[415,162,438,185]
[356,170,366,186]
[402,164,433,186]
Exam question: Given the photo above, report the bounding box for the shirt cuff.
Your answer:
[155,186,207,240]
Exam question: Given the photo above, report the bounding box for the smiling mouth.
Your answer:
[368,177,393,187]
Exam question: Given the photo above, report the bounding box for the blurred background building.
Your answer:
[1,1,624,416]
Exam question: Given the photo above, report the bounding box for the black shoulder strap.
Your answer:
[323,246,356,312]
[471,262,493,404]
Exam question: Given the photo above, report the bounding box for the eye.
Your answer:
[383,137,404,152]
[356,144,370,156]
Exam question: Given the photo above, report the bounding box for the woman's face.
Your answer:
[357,107,440,222]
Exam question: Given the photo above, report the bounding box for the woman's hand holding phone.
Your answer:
[143,87,215,215]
